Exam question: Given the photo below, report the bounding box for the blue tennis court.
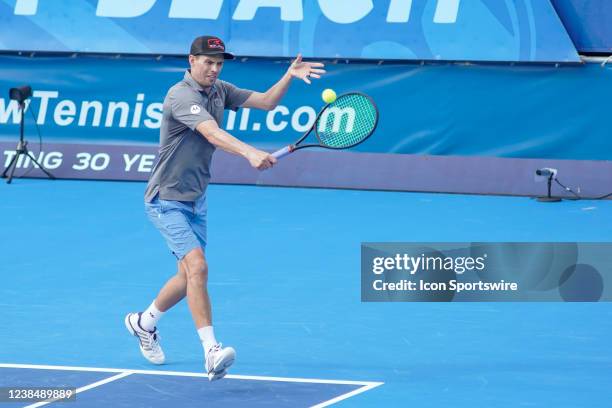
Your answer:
[1,179,611,407]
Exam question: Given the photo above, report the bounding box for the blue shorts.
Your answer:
[145,193,207,260]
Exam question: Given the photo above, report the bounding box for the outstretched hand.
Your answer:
[288,54,326,84]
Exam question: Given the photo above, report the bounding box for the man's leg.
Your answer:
[128,197,194,365]
[124,262,188,365]
[181,247,212,328]
[138,262,187,332]
[154,262,188,311]
[181,246,235,380]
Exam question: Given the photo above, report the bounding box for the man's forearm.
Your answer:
[199,125,252,158]
[261,71,293,109]
[197,122,275,170]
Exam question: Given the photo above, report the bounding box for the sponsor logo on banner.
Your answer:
[0,90,335,134]
[12,0,462,24]
[4,0,579,61]
[0,91,162,130]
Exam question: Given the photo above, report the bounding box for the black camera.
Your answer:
[9,85,32,103]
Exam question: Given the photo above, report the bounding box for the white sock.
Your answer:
[198,326,218,356]
[140,301,165,332]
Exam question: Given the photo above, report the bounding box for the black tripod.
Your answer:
[537,174,561,202]
[2,100,55,184]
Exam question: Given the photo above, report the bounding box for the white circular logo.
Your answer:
[190,105,202,114]
[214,98,223,107]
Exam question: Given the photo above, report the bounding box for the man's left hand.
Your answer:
[288,54,326,84]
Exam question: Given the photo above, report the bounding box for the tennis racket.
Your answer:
[271,92,379,159]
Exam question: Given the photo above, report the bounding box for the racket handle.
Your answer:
[271,145,293,159]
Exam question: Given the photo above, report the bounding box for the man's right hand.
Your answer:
[246,148,277,170]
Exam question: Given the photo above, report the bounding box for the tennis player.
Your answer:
[125,35,325,381]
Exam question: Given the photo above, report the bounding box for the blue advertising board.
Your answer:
[1,55,611,160]
[0,0,579,62]
[551,0,612,53]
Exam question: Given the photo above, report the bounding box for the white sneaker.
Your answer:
[206,344,235,381]
[125,312,165,365]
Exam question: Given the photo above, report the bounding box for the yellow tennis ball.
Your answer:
[322,88,337,104]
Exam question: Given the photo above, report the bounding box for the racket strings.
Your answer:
[316,94,377,148]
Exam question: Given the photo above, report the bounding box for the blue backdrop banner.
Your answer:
[551,0,612,53]
[1,55,611,160]
[0,0,579,62]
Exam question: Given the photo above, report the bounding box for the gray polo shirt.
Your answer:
[145,70,252,202]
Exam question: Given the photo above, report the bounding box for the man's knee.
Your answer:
[182,248,208,283]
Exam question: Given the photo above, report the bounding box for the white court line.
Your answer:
[1,363,383,406]
[22,371,132,408]
[312,382,384,408]
[0,363,381,387]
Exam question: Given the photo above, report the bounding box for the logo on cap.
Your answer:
[190,105,202,114]
[208,38,224,50]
